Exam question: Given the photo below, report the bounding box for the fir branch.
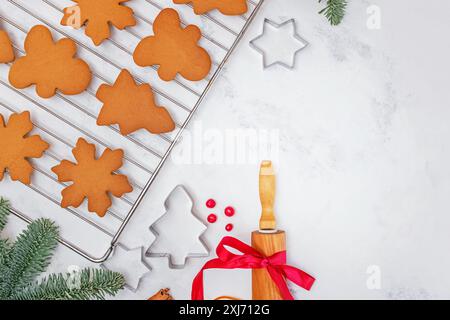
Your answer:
[12,268,125,300]
[0,239,12,284]
[0,218,58,299]
[0,239,11,260]
[0,197,10,232]
[0,199,12,280]
[0,196,124,300]
[319,0,347,26]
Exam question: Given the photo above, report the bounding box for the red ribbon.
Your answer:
[191,236,315,300]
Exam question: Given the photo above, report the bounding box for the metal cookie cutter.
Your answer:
[250,18,309,69]
[146,185,210,269]
[102,244,152,292]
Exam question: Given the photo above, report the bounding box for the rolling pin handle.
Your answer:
[259,160,276,230]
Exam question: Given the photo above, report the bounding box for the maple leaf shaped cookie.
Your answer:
[173,0,248,16]
[0,111,50,185]
[61,0,136,46]
[52,138,132,217]
[96,69,175,135]
[133,8,211,82]
[9,25,92,99]
[0,30,15,63]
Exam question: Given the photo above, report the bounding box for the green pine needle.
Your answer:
[12,268,125,300]
[0,197,10,232]
[0,239,11,260]
[319,0,347,26]
[0,218,58,299]
[0,239,12,282]
[0,197,125,300]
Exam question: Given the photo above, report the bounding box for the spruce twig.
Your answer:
[0,199,12,293]
[12,268,125,300]
[319,0,347,26]
[0,198,10,232]
[0,197,125,300]
[0,239,11,261]
[0,218,58,299]
[0,239,12,284]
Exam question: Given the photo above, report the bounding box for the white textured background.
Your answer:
[1,0,450,300]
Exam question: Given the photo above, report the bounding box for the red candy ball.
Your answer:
[207,214,217,224]
[225,223,234,232]
[206,199,216,208]
[224,206,235,217]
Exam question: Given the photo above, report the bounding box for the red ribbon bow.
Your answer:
[191,236,315,300]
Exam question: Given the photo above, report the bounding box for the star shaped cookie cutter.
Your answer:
[101,244,152,292]
[250,18,309,70]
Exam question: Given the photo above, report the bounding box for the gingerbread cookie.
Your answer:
[0,111,50,185]
[61,0,136,46]
[133,8,211,82]
[9,25,92,99]
[174,0,248,16]
[51,138,132,217]
[0,30,15,63]
[96,69,175,135]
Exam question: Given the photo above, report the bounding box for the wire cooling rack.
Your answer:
[0,0,264,262]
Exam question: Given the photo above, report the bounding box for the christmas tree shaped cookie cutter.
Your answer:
[146,185,209,269]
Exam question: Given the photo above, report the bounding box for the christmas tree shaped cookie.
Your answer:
[61,0,136,46]
[0,111,50,184]
[9,25,92,99]
[52,138,132,217]
[146,185,209,268]
[174,0,248,16]
[96,69,175,135]
[0,30,15,63]
[133,8,211,82]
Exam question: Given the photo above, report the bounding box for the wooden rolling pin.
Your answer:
[252,161,286,300]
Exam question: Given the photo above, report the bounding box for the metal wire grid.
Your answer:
[0,0,264,262]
